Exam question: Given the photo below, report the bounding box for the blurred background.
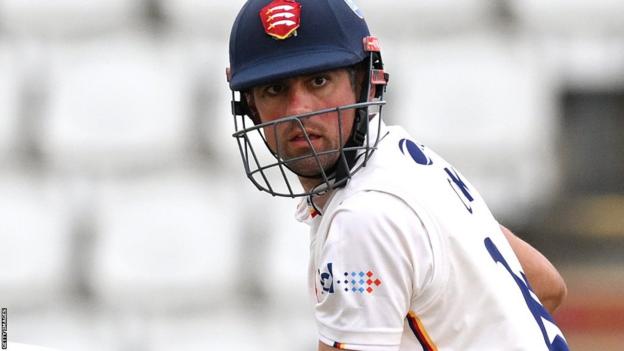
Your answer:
[0,0,622,350]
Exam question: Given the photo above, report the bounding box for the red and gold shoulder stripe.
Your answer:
[332,342,347,350]
[407,311,438,351]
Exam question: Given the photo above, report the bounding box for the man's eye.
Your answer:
[265,84,284,95]
[311,76,328,87]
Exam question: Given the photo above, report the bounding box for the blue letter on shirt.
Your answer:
[445,167,474,214]
[484,238,569,350]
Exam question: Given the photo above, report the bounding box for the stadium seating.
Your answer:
[508,0,624,91]
[509,0,624,33]
[253,197,310,307]
[88,168,241,313]
[39,32,196,174]
[356,0,497,35]
[147,312,275,351]
[0,43,21,162]
[0,0,145,37]
[159,0,245,37]
[8,306,119,351]
[256,197,317,350]
[0,170,73,309]
[191,37,245,172]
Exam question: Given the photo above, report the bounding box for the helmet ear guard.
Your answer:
[227,67,258,124]
[230,93,259,125]
[364,36,389,99]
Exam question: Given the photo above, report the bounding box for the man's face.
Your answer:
[248,68,357,177]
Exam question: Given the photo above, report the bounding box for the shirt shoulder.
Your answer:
[351,124,497,236]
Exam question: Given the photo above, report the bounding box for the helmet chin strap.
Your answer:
[331,56,373,189]
[331,106,368,187]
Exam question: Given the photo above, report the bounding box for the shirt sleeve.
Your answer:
[314,190,436,351]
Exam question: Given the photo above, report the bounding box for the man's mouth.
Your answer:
[289,131,321,144]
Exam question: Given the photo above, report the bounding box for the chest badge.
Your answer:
[260,0,302,40]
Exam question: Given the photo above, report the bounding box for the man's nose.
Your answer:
[284,83,313,117]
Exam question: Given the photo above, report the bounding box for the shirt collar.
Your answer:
[295,195,321,224]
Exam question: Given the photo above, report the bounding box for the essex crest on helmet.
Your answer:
[260,0,301,40]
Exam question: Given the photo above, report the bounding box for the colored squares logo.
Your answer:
[338,270,382,294]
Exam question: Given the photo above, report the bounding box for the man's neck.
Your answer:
[300,177,334,210]
[311,191,334,212]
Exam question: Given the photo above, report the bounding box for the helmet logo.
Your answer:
[260,0,301,40]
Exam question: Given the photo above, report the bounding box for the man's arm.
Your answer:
[500,224,567,313]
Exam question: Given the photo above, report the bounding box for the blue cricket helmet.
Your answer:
[228,0,371,91]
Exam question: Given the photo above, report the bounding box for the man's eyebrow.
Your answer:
[305,69,340,77]
[258,69,340,89]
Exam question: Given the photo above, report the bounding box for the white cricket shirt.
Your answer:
[296,119,568,351]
